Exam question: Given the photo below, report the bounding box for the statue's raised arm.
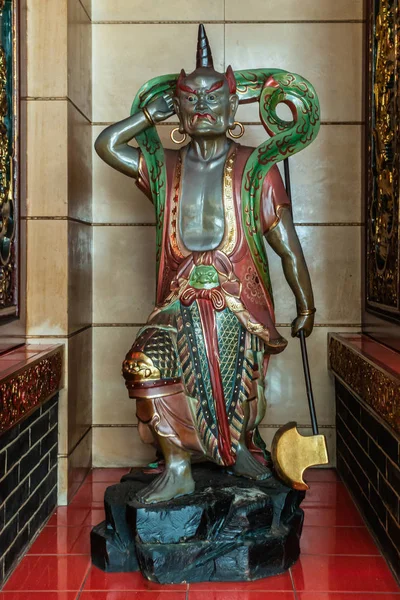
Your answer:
[94,93,174,178]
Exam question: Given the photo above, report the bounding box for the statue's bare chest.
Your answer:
[179,153,225,252]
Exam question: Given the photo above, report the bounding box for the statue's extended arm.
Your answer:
[266,207,315,337]
[95,95,174,179]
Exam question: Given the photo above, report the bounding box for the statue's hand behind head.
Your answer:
[146,94,175,124]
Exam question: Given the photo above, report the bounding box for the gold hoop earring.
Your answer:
[228,121,245,139]
[170,127,187,144]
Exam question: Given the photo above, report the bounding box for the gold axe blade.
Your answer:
[271,421,329,491]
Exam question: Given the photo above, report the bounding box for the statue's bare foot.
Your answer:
[135,464,195,504]
[232,443,272,480]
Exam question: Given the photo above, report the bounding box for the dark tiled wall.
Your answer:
[0,394,58,587]
[336,380,400,579]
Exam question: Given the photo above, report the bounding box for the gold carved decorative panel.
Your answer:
[366,0,400,322]
[0,0,18,320]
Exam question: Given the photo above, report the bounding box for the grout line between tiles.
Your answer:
[91,322,362,328]
[91,19,366,24]
[289,567,298,598]
[78,560,92,597]
[90,221,363,226]
[67,97,92,125]
[92,120,365,127]
[91,423,336,428]
[78,0,91,22]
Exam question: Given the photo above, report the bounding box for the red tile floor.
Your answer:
[1,468,399,599]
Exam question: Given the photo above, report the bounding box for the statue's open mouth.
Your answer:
[191,113,216,125]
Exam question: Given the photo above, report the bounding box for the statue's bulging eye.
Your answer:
[208,94,216,101]
[187,96,196,102]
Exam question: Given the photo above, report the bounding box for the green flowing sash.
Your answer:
[131,70,320,290]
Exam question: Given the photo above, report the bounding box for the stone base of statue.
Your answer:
[90,464,305,583]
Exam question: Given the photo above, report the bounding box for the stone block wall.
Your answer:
[0,394,59,586]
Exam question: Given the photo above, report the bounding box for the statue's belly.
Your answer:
[179,164,225,252]
[180,198,225,251]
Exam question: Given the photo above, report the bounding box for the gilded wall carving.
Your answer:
[0,349,63,434]
[0,0,18,318]
[366,0,400,319]
[329,336,400,435]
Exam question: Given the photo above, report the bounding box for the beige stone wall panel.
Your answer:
[68,103,93,223]
[268,226,361,324]
[24,0,68,97]
[93,225,156,323]
[92,23,224,122]
[226,23,363,123]
[93,326,139,425]
[79,0,92,19]
[92,426,155,467]
[241,125,362,224]
[91,0,224,22]
[226,0,364,21]
[67,328,93,453]
[68,0,92,120]
[24,101,68,217]
[26,220,68,335]
[266,327,360,427]
[68,221,92,334]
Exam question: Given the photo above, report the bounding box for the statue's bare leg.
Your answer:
[136,435,195,504]
[232,399,272,480]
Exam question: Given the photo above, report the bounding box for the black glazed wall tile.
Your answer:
[30,456,49,494]
[4,524,30,575]
[336,381,361,420]
[49,404,58,428]
[0,394,59,588]
[369,482,388,526]
[0,465,19,505]
[5,478,30,523]
[335,380,400,581]
[7,430,30,471]
[46,466,57,497]
[0,515,18,556]
[387,511,400,550]
[358,424,369,451]
[0,450,5,479]
[19,408,43,433]
[368,439,387,475]
[29,488,57,535]
[30,412,50,446]
[337,399,360,439]
[0,504,4,532]
[337,433,366,491]
[0,424,20,450]
[18,490,41,532]
[45,395,58,412]
[20,442,41,481]
[387,460,400,497]
[378,474,399,522]
[360,408,399,464]
[40,426,57,458]
[49,444,57,470]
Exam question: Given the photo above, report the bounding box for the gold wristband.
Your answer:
[298,308,316,317]
[142,107,155,126]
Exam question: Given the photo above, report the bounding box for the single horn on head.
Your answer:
[196,23,214,68]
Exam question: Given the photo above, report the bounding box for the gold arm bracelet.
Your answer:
[142,107,155,126]
[298,308,316,316]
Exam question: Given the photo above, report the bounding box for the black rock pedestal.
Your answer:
[91,464,305,584]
